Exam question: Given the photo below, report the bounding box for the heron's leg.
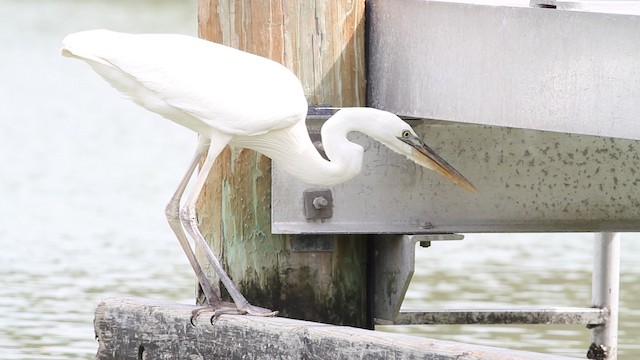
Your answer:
[181,139,277,317]
[165,138,242,320]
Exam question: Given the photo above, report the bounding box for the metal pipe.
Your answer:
[589,232,621,360]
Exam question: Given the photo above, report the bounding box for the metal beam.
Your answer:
[272,2,640,234]
[368,0,640,140]
[380,307,607,325]
[272,121,640,234]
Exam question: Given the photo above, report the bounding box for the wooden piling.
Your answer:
[196,0,368,326]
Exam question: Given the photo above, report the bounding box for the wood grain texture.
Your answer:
[195,0,368,326]
[199,0,365,106]
[94,297,578,360]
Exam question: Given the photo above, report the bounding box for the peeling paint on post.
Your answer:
[196,0,367,327]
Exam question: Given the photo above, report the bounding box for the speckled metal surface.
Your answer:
[272,121,640,233]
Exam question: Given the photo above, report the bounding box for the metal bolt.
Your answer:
[312,196,329,209]
[303,189,333,220]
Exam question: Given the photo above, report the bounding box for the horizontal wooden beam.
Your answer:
[95,297,579,359]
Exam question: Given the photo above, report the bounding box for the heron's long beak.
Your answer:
[398,134,477,192]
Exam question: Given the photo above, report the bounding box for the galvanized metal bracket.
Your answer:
[273,0,640,235]
[303,189,333,220]
[373,234,464,322]
[368,0,640,140]
[373,232,619,360]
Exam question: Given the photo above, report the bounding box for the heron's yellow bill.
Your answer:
[400,134,477,192]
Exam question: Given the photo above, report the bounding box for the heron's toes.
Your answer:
[190,301,243,326]
[241,304,279,317]
[191,302,278,325]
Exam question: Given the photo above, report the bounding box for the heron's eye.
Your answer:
[401,130,411,138]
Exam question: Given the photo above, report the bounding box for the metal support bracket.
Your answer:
[373,234,464,322]
[374,232,621,360]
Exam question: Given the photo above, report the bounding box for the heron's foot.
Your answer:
[190,301,278,325]
[190,301,245,325]
[239,303,279,318]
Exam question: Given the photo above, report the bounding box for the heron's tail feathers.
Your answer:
[61,29,117,66]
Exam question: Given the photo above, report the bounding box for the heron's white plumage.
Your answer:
[61,29,475,318]
[62,29,475,190]
[62,29,307,137]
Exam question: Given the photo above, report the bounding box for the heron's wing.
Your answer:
[63,30,307,136]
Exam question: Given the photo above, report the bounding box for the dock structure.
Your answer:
[95,297,580,360]
[95,0,639,359]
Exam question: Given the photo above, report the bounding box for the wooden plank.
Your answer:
[195,0,369,326]
[94,297,580,360]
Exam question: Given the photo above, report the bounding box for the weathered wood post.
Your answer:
[196,0,368,327]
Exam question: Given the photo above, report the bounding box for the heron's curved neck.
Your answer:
[235,111,365,186]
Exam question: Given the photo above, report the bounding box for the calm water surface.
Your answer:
[1,1,638,359]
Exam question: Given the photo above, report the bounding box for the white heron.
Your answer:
[61,29,476,320]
